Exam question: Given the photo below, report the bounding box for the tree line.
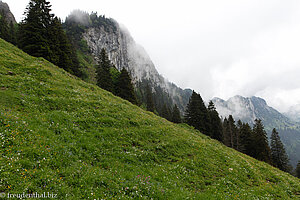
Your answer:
[184,91,295,174]
[96,48,182,124]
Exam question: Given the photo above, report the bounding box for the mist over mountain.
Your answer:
[284,104,300,123]
[64,11,192,113]
[213,95,300,167]
[213,95,295,129]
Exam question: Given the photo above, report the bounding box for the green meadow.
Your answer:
[0,39,299,199]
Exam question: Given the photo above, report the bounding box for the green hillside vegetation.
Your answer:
[0,39,299,199]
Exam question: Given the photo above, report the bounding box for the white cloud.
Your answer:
[5,0,300,112]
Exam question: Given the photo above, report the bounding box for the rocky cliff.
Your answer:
[0,1,16,24]
[66,11,192,113]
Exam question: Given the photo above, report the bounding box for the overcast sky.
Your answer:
[5,0,300,112]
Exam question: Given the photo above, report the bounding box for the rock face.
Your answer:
[0,1,16,24]
[81,18,192,112]
[213,95,293,128]
[213,95,300,167]
[83,24,162,83]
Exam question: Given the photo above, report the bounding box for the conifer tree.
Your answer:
[18,0,82,77]
[96,48,113,92]
[161,104,171,120]
[171,104,182,123]
[270,128,290,172]
[0,10,9,41]
[222,115,237,148]
[146,84,155,112]
[116,68,137,104]
[50,17,81,77]
[8,21,17,45]
[238,122,254,156]
[296,161,300,178]
[252,119,271,164]
[19,0,54,60]
[184,91,210,135]
[208,101,223,142]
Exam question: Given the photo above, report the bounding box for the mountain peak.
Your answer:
[250,96,267,105]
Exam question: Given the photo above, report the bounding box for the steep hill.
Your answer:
[213,95,300,167]
[0,39,299,199]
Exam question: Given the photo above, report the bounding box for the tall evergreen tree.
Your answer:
[18,0,82,77]
[208,101,223,142]
[270,128,290,172]
[222,115,237,148]
[236,120,243,151]
[116,68,137,104]
[184,91,210,135]
[296,161,300,178]
[96,48,113,92]
[238,122,254,156]
[252,119,272,164]
[161,103,171,120]
[18,0,54,60]
[171,104,182,123]
[8,21,17,45]
[146,84,155,112]
[0,10,9,41]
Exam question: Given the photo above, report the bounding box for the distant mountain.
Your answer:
[64,11,192,114]
[213,95,296,130]
[213,95,300,167]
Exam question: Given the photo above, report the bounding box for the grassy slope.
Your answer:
[0,39,299,199]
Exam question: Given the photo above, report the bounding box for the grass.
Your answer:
[0,38,299,199]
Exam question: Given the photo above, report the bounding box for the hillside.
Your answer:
[0,39,299,199]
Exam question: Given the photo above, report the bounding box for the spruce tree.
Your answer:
[0,10,9,41]
[208,101,223,142]
[146,84,155,112]
[96,48,113,92]
[8,21,17,45]
[171,104,182,123]
[19,0,54,60]
[51,17,82,77]
[222,115,237,148]
[238,122,254,156]
[116,68,137,104]
[161,104,171,120]
[252,119,272,164]
[270,128,290,172]
[184,91,210,135]
[18,0,82,77]
[296,161,300,178]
